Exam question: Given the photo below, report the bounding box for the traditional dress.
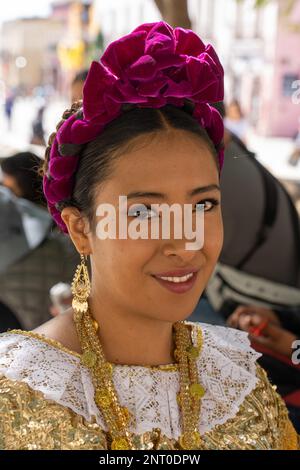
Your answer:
[0,321,298,450]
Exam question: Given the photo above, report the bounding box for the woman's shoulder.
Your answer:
[187,322,261,430]
[0,309,82,365]
[33,308,82,354]
[0,316,83,402]
[0,309,86,390]
[0,372,107,449]
[0,314,106,449]
[0,311,85,421]
[189,320,262,375]
[202,360,299,449]
[191,321,299,449]
[190,320,258,350]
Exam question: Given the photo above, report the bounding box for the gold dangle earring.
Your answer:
[71,253,91,318]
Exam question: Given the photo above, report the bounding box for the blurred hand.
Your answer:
[227,305,281,328]
[228,309,297,358]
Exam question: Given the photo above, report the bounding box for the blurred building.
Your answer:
[0,16,64,94]
[94,0,300,138]
[0,1,103,99]
[189,0,300,137]
[2,0,298,137]
[93,0,160,45]
[52,0,102,97]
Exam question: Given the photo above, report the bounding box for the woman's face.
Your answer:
[86,129,223,323]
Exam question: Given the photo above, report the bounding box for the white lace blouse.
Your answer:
[0,321,261,440]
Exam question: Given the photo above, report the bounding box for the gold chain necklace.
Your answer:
[73,307,205,450]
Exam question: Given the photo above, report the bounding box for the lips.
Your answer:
[151,268,199,294]
[152,267,199,277]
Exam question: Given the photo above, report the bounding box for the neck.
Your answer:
[87,293,176,367]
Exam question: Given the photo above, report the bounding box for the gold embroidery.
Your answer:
[0,366,298,450]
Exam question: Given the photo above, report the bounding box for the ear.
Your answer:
[61,207,91,255]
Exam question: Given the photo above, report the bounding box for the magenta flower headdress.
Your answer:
[43,21,224,233]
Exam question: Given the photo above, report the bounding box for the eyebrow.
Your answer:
[126,184,220,200]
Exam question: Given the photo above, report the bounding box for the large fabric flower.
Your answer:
[43,21,224,233]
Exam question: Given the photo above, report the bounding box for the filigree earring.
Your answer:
[71,253,91,317]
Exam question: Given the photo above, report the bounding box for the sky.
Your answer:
[0,0,52,25]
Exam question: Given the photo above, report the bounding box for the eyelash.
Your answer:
[128,198,220,218]
[195,198,220,212]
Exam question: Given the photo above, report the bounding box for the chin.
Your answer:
[149,305,199,324]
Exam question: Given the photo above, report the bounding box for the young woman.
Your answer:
[0,21,298,450]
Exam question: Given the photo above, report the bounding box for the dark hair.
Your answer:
[42,102,221,232]
[1,151,46,205]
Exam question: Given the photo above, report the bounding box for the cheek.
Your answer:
[91,236,156,281]
[116,238,158,275]
[202,212,224,261]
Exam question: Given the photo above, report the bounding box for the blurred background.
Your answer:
[0,0,300,209]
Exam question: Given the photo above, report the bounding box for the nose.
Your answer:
[162,239,199,264]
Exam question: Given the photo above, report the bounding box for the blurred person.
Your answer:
[1,151,45,205]
[224,99,249,144]
[30,106,46,146]
[0,22,297,450]
[71,69,88,103]
[4,90,15,129]
[0,154,78,330]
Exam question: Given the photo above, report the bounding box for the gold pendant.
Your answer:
[111,437,131,450]
[71,254,91,313]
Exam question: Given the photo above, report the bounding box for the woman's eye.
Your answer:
[128,205,158,219]
[195,198,220,212]
[127,199,219,218]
